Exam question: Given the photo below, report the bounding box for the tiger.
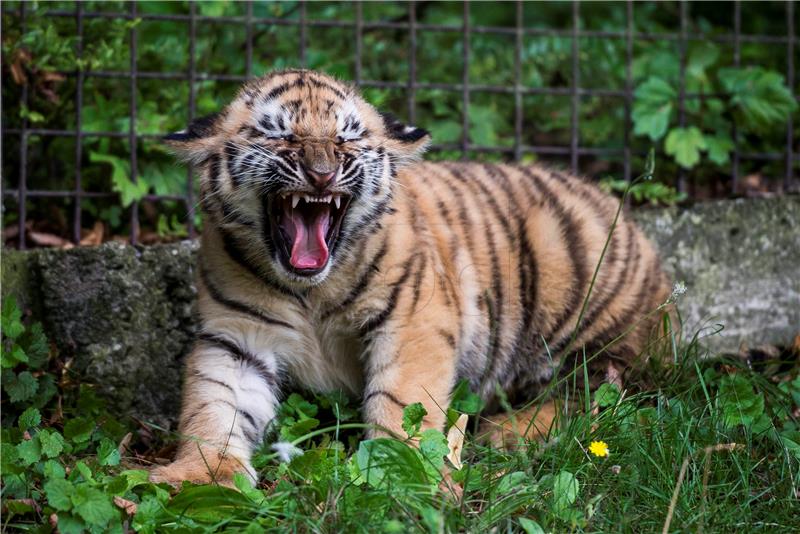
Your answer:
[149,69,671,486]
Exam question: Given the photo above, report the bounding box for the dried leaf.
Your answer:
[79,221,104,246]
[113,496,137,516]
[446,414,468,470]
[29,231,72,248]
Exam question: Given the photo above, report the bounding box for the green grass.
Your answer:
[2,293,800,533]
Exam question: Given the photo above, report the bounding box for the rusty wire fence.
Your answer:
[1,1,798,248]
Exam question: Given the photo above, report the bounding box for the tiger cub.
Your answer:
[150,69,670,486]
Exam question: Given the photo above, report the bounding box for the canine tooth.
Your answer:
[334,196,341,209]
[292,194,300,209]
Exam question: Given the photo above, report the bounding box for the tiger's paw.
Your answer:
[149,452,254,489]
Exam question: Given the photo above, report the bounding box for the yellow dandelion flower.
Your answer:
[589,440,610,458]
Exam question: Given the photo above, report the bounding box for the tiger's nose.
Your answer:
[306,168,338,190]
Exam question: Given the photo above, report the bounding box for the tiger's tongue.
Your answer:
[285,206,331,269]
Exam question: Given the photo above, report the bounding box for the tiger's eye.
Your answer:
[283,134,296,143]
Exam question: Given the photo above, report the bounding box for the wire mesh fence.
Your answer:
[2,1,798,248]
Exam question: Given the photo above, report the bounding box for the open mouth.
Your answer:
[267,192,352,276]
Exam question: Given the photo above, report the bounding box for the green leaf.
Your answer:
[1,297,25,340]
[594,383,621,408]
[418,429,449,479]
[89,152,148,207]
[686,42,719,86]
[57,514,86,534]
[97,438,121,466]
[719,67,798,134]
[64,417,95,443]
[718,374,765,428]
[519,518,546,534]
[38,429,65,458]
[6,370,39,402]
[355,438,430,489]
[402,402,428,438]
[428,120,461,143]
[18,407,41,430]
[71,485,116,527]
[44,478,75,511]
[449,379,484,414]
[16,437,41,466]
[705,132,735,166]
[494,471,529,497]
[552,470,579,512]
[2,345,29,368]
[43,459,66,479]
[118,469,151,492]
[632,77,675,141]
[665,126,707,169]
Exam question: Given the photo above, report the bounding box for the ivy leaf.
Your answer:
[16,437,42,466]
[418,429,449,479]
[97,438,121,466]
[39,429,66,458]
[24,323,51,368]
[71,485,116,527]
[44,478,75,511]
[719,67,798,134]
[355,439,429,489]
[633,77,675,141]
[89,152,148,207]
[1,297,25,340]
[64,417,95,443]
[6,371,39,403]
[449,379,483,414]
[705,133,735,166]
[402,402,428,438]
[665,126,707,169]
[686,42,719,88]
[1,345,28,368]
[18,407,41,431]
[594,383,621,408]
[718,374,765,428]
[57,514,87,534]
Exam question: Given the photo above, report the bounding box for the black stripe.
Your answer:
[429,166,478,261]
[197,330,278,388]
[321,241,388,321]
[238,409,258,430]
[484,164,539,359]
[182,398,238,432]
[192,371,235,393]
[519,166,588,349]
[438,329,457,349]
[410,253,428,312]
[200,267,294,330]
[443,163,506,382]
[581,253,659,359]
[573,220,638,346]
[363,390,407,408]
[359,254,418,336]
[218,226,304,301]
[224,142,240,188]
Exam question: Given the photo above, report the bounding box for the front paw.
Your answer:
[149,453,254,489]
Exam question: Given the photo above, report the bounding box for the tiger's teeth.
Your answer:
[304,194,312,203]
[334,196,341,209]
[292,194,300,209]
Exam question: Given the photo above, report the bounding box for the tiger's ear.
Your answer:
[163,112,222,163]
[380,112,431,164]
